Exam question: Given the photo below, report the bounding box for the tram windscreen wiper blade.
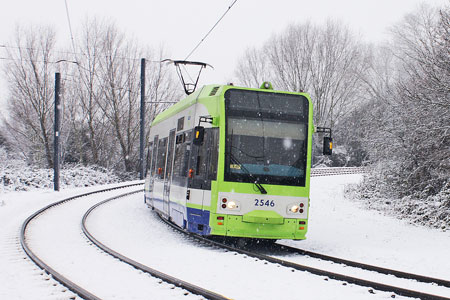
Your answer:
[253,181,267,195]
[229,153,267,194]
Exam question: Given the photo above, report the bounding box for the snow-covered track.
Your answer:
[20,183,142,300]
[159,215,450,300]
[277,244,450,288]
[311,167,367,176]
[82,195,230,300]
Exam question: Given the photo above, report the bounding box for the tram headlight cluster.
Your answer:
[287,202,306,214]
[221,198,240,211]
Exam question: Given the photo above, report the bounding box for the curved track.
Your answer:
[20,184,229,300]
[20,183,142,300]
[160,216,450,300]
[154,167,449,300]
[82,193,229,300]
[274,244,450,288]
[19,167,446,299]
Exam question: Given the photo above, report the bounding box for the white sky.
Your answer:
[0,0,448,109]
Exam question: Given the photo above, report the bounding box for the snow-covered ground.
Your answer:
[1,175,449,299]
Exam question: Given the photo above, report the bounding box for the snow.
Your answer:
[0,175,449,299]
[0,158,121,193]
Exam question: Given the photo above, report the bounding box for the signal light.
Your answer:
[222,198,227,203]
[299,226,305,230]
[217,216,224,220]
[188,168,194,178]
[218,222,224,225]
[299,209,304,213]
[221,204,226,209]
[300,203,304,208]
[323,137,333,155]
[299,221,306,225]
[158,168,162,175]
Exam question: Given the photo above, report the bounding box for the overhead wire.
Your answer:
[64,0,77,60]
[184,0,238,61]
[0,44,161,63]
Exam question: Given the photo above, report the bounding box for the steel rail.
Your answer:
[276,244,450,288]
[20,182,143,300]
[82,192,230,300]
[159,215,450,300]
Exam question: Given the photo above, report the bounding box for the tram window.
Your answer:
[151,135,158,176]
[196,131,208,176]
[208,128,219,180]
[156,138,167,179]
[173,133,191,178]
[182,143,190,176]
[176,132,185,144]
[177,117,184,131]
[165,130,176,179]
[173,141,184,177]
[147,142,153,175]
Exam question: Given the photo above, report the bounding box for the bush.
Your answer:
[0,150,123,192]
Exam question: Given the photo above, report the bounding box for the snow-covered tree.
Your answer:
[2,26,59,168]
[350,5,450,230]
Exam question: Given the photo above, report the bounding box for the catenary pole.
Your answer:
[139,58,146,180]
[54,73,61,191]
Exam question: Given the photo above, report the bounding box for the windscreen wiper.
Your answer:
[230,153,267,194]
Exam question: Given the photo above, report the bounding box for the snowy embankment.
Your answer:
[346,171,450,231]
[0,161,121,195]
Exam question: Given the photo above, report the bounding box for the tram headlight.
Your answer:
[290,205,299,213]
[220,198,240,211]
[227,201,237,209]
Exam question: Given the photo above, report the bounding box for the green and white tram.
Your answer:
[144,82,330,240]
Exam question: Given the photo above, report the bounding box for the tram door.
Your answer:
[163,130,176,215]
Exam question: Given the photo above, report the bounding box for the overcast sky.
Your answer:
[0,0,448,108]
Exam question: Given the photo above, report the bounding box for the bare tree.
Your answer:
[235,20,368,128]
[70,18,113,166]
[2,25,58,167]
[234,47,269,88]
[60,19,180,173]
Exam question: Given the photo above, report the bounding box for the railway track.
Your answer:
[20,167,441,300]
[20,184,229,300]
[81,193,229,300]
[160,216,450,300]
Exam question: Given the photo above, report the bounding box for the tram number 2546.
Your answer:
[254,199,275,207]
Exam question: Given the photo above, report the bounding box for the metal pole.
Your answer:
[139,58,146,180]
[54,73,61,191]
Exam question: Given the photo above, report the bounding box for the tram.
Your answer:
[144,82,331,240]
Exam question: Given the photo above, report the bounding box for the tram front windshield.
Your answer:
[224,89,309,187]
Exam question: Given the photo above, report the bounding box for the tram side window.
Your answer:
[182,131,192,176]
[147,142,153,176]
[156,138,167,179]
[151,135,158,176]
[195,128,219,180]
[182,143,191,176]
[208,128,219,181]
[196,130,209,176]
[173,132,187,177]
